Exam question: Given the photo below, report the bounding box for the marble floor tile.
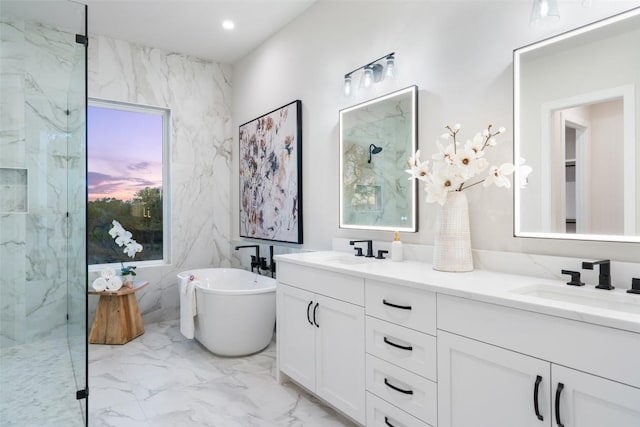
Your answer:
[0,337,85,427]
[89,320,356,427]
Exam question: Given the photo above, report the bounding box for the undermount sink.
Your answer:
[510,283,640,315]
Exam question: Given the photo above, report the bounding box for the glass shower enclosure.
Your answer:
[0,1,88,425]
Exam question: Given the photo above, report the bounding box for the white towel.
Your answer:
[92,277,108,292]
[106,275,123,291]
[179,276,198,339]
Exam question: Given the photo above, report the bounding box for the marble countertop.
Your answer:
[275,251,640,334]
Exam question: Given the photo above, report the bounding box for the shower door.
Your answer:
[0,1,88,425]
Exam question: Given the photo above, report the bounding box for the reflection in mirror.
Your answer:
[514,7,639,242]
[340,86,418,231]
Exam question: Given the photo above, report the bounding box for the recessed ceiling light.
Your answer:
[222,20,235,30]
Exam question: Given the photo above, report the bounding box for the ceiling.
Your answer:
[2,0,318,64]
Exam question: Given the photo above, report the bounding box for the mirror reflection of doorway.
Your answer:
[548,94,627,235]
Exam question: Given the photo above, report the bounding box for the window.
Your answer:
[87,100,169,266]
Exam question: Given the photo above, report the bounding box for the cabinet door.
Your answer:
[552,365,640,427]
[315,294,366,424]
[278,284,316,391]
[438,331,551,427]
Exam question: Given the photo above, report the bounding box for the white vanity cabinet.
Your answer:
[275,253,640,427]
[364,280,438,427]
[277,262,366,424]
[437,294,640,427]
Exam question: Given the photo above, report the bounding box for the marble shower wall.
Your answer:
[88,36,233,322]
[0,18,85,345]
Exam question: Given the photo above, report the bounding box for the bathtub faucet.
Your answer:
[234,245,261,272]
[258,245,276,278]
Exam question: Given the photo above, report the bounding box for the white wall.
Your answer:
[232,0,640,263]
[89,36,233,322]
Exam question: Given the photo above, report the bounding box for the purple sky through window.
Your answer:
[88,105,163,202]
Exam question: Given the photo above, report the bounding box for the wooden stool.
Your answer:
[89,281,148,345]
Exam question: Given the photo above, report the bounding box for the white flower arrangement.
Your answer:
[108,219,143,276]
[406,124,531,205]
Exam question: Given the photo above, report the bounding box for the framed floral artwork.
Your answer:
[239,100,303,244]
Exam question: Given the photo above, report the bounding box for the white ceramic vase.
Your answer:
[432,191,473,272]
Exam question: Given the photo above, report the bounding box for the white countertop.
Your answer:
[275,251,640,334]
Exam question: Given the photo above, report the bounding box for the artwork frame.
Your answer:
[239,100,303,244]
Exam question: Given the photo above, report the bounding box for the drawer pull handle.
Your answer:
[384,416,398,427]
[533,375,543,421]
[384,378,413,395]
[313,302,319,327]
[383,337,413,351]
[555,383,565,427]
[382,299,412,310]
[306,301,313,325]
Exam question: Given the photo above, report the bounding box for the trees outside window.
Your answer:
[87,101,168,266]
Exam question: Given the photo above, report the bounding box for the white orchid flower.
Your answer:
[124,241,143,258]
[406,150,431,181]
[483,163,515,188]
[108,220,125,238]
[518,157,533,188]
[453,148,486,180]
[426,165,464,205]
[115,230,133,247]
[467,134,485,155]
[432,142,456,164]
[498,126,506,134]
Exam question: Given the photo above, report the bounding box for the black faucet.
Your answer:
[582,259,614,290]
[258,245,276,278]
[350,240,374,258]
[561,269,584,286]
[235,245,261,272]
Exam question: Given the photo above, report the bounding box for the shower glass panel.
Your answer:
[0,1,88,425]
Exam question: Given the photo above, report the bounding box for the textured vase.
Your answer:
[433,191,473,272]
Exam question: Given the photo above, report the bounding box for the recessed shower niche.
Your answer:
[0,168,28,213]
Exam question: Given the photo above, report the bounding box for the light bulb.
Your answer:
[530,0,560,26]
[344,75,352,96]
[384,55,395,79]
[362,67,373,88]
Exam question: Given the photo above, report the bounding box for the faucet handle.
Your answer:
[561,270,584,287]
[353,246,364,257]
[627,278,640,294]
[375,250,389,260]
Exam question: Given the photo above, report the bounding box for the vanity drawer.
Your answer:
[366,392,432,427]
[366,280,436,334]
[366,316,436,380]
[277,262,364,305]
[366,354,437,425]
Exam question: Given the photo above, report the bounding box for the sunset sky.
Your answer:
[88,105,163,202]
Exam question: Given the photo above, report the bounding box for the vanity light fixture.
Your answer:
[530,0,560,26]
[343,52,395,96]
[222,19,235,30]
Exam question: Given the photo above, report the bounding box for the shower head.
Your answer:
[368,144,383,163]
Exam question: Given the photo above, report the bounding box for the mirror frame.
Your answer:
[339,85,418,232]
[514,7,640,243]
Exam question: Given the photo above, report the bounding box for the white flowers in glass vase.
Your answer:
[406,124,529,205]
[108,219,143,282]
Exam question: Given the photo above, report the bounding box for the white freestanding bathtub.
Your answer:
[177,268,276,356]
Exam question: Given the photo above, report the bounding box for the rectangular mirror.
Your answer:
[339,86,418,231]
[514,7,639,243]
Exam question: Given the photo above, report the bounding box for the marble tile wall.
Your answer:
[88,36,233,323]
[0,18,84,345]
